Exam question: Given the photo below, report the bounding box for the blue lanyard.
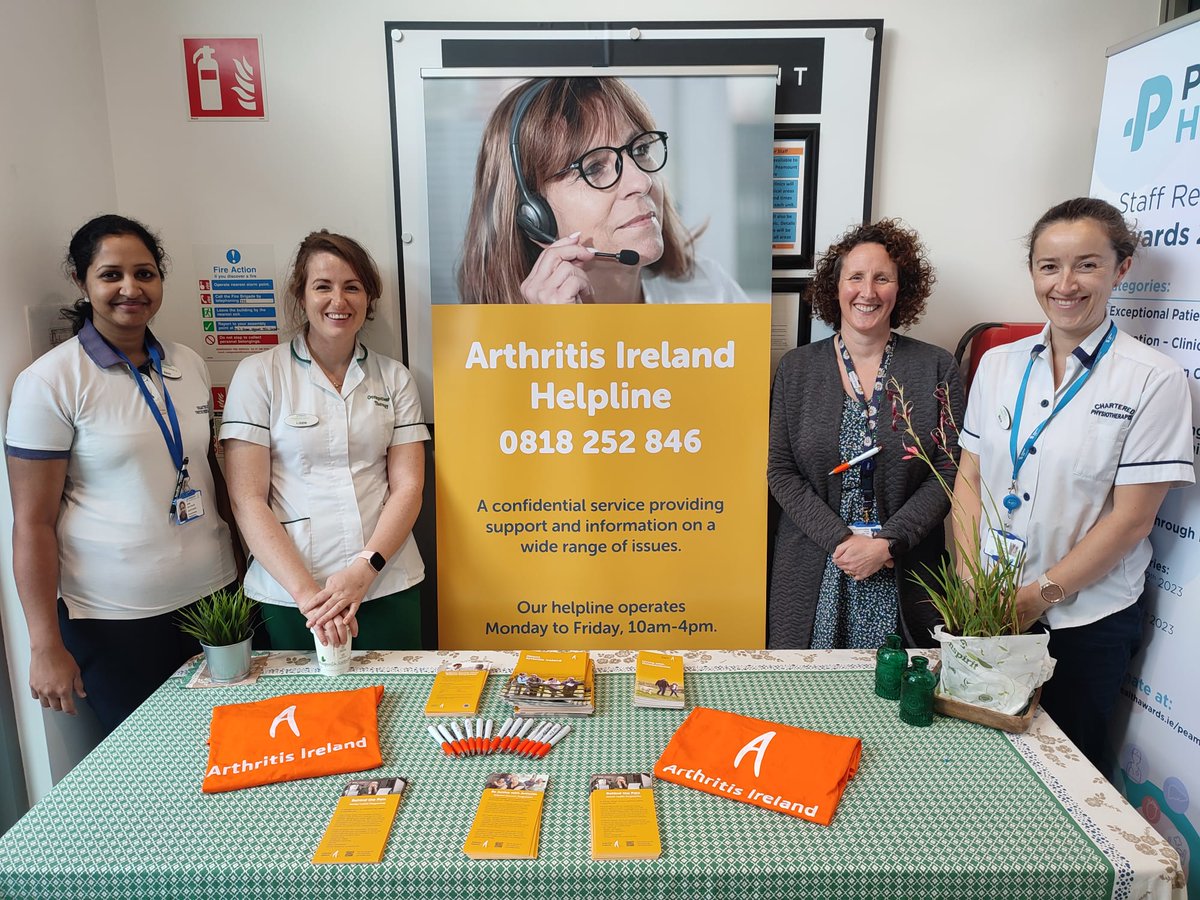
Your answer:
[1009,322,1116,483]
[116,344,186,474]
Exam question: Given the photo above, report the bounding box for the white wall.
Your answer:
[1,1,114,805]
[91,0,1162,367]
[1,0,1163,806]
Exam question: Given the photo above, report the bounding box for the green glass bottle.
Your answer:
[898,656,937,727]
[874,633,906,700]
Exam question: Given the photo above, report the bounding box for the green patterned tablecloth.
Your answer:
[0,650,1185,900]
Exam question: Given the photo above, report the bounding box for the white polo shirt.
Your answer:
[4,322,237,619]
[960,318,1194,628]
[219,335,430,607]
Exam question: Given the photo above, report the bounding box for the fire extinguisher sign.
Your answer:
[182,37,266,120]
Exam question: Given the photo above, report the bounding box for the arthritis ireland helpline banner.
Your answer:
[1091,15,1200,886]
[433,304,769,650]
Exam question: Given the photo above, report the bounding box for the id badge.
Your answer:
[849,521,882,538]
[172,489,205,525]
[983,528,1025,569]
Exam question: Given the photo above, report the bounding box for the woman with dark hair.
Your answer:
[458,77,746,305]
[768,219,964,649]
[954,198,1193,768]
[5,214,239,732]
[221,231,428,650]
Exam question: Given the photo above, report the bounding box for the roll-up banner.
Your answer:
[428,70,776,650]
[1091,12,1200,886]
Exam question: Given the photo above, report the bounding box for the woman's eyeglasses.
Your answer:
[556,131,668,190]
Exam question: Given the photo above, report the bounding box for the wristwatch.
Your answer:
[356,550,387,573]
[1037,573,1066,604]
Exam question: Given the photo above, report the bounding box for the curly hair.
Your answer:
[806,219,935,331]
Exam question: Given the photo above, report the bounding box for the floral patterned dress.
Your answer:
[811,401,900,649]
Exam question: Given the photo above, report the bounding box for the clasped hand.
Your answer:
[300,565,373,646]
[832,534,894,582]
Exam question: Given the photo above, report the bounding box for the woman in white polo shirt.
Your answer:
[221,231,428,650]
[5,215,239,733]
[955,198,1194,768]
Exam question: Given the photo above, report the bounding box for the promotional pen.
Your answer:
[538,723,572,757]
[529,723,557,757]
[828,445,881,475]
[436,723,460,757]
[492,717,514,753]
[428,724,453,757]
[463,718,476,755]
[538,723,569,757]
[483,719,494,755]
[517,722,549,757]
[507,718,534,753]
[450,720,469,756]
[494,720,513,753]
[530,722,557,756]
[476,717,485,755]
[505,718,532,752]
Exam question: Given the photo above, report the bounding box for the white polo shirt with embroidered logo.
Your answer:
[4,321,237,619]
[960,317,1194,629]
[219,335,430,607]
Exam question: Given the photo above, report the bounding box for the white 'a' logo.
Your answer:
[269,704,300,738]
[733,730,776,777]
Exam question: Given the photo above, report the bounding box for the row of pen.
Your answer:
[426,717,573,759]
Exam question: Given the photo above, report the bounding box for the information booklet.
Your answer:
[425,661,490,716]
[589,773,662,860]
[463,773,548,860]
[633,651,685,709]
[503,650,594,716]
[311,777,407,864]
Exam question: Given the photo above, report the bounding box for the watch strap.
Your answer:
[356,550,386,573]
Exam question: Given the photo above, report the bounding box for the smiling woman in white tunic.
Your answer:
[954,197,1194,768]
[221,231,429,650]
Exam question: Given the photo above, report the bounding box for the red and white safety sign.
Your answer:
[182,37,266,120]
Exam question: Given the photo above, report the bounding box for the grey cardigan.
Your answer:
[767,334,965,648]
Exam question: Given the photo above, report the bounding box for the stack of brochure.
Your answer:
[463,773,547,860]
[503,650,595,716]
[589,772,661,860]
[632,650,685,709]
[424,661,490,716]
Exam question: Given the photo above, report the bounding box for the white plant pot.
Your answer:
[202,636,253,684]
[933,625,1056,716]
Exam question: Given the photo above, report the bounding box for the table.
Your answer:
[0,649,1186,900]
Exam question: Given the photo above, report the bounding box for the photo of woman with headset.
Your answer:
[457,77,755,305]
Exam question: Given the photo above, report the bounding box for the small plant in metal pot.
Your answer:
[176,586,256,683]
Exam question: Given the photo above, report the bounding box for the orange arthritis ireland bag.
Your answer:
[203,685,385,793]
[654,706,862,825]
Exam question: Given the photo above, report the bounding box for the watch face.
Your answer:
[1040,583,1065,604]
[368,552,386,572]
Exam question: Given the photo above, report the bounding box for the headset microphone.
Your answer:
[593,249,640,266]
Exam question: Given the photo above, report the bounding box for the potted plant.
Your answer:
[176,586,257,683]
[889,380,1055,718]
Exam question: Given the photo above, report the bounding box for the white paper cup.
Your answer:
[311,629,352,677]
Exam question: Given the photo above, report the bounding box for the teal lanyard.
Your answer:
[1004,323,1116,513]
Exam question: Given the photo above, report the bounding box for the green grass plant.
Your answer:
[176,585,256,647]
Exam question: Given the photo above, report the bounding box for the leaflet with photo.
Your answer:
[311,778,407,864]
[589,772,662,860]
[463,773,548,860]
[425,661,490,716]
[633,650,685,709]
[504,651,594,716]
